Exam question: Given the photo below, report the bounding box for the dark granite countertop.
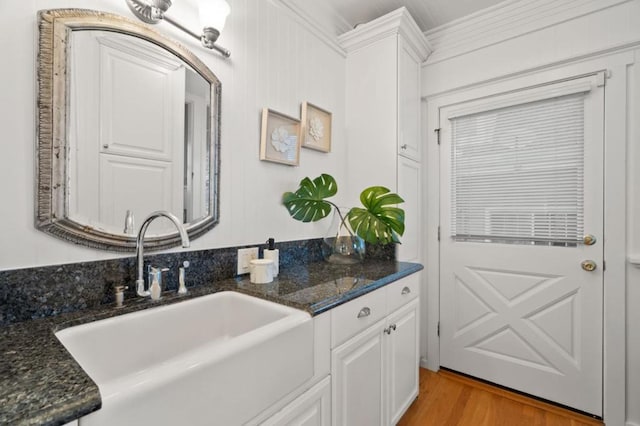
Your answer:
[0,259,422,425]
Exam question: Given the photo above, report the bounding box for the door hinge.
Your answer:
[434,128,441,145]
[437,322,440,337]
[437,226,441,241]
[603,260,606,271]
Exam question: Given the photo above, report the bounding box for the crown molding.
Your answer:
[273,0,346,57]
[424,0,634,65]
[338,7,432,60]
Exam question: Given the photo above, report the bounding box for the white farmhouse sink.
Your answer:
[55,291,313,426]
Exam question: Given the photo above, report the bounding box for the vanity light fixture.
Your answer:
[125,0,231,58]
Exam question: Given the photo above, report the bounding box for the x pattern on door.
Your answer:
[453,266,581,376]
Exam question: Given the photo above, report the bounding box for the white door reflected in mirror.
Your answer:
[68,31,211,236]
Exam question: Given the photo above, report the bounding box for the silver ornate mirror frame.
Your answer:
[36,9,221,251]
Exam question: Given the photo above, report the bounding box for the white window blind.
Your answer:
[450,93,585,245]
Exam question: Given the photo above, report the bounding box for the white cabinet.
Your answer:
[340,8,430,170]
[332,319,386,426]
[340,8,429,262]
[331,273,421,426]
[386,300,420,424]
[262,376,331,426]
[397,37,422,161]
[397,156,422,262]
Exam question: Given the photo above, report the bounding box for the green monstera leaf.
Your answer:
[282,175,405,245]
[347,186,405,245]
[282,174,338,222]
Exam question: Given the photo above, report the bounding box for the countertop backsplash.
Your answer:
[0,238,395,326]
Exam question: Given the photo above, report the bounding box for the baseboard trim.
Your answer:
[419,356,429,370]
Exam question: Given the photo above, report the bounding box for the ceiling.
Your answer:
[299,0,510,34]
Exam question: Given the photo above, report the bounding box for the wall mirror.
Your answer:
[36,9,221,251]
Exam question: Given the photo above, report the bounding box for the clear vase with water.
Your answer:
[322,207,365,264]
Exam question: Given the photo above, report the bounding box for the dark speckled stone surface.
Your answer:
[0,239,334,325]
[0,239,416,425]
[0,318,101,426]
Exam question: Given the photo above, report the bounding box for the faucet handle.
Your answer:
[178,262,189,295]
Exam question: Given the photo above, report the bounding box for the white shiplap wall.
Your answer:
[0,0,348,269]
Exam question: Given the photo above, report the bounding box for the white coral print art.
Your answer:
[271,126,297,153]
[308,117,324,142]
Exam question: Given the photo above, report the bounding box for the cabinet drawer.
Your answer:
[386,273,420,314]
[331,288,387,348]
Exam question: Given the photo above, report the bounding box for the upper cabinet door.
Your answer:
[398,36,422,161]
[396,156,421,262]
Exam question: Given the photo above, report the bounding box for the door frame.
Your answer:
[423,50,634,425]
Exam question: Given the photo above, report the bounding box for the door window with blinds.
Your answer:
[449,90,588,246]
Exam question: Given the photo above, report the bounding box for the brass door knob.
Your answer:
[583,234,597,245]
[581,260,597,272]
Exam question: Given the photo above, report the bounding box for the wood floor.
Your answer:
[397,369,603,426]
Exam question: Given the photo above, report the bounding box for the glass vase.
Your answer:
[322,207,365,264]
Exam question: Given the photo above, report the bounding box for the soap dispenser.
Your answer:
[150,272,162,301]
[264,238,279,277]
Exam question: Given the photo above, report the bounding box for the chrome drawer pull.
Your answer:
[384,324,397,334]
[357,307,371,318]
[401,286,411,295]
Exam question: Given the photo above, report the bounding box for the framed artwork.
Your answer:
[300,102,332,152]
[260,108,301,166]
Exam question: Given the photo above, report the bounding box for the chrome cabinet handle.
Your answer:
[401,286,411,295]
[400,144,408,150]
[357,307,371,318]
[384,324,397,334]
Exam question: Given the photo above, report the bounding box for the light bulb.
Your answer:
[199,0,230,33]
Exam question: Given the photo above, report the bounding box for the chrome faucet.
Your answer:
[136,211,190,297]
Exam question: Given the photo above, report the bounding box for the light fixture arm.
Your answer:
[125,0,230,58]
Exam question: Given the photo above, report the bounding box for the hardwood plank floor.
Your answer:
[398,369,603,426]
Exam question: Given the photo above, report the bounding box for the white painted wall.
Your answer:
[0,0,347,270]
[626,53,640,426]
[421,1,640,425]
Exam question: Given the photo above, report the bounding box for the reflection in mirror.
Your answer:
[36,9,220,251]
[68,31,211,235]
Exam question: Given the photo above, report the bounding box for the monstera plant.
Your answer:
[282,174,405,263]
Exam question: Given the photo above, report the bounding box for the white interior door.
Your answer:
[69,31,185,234]
[439,74,605,416]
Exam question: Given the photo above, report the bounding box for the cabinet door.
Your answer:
[386,299,420,425]
[396,156,421,262]
[397,37,421,161]
[332,320,386,426]
[262,376,331,426]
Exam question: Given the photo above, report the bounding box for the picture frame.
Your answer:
[300,101,332,153]
[260,108,301,166]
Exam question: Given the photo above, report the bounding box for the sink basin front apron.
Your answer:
[55,291,314,426]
